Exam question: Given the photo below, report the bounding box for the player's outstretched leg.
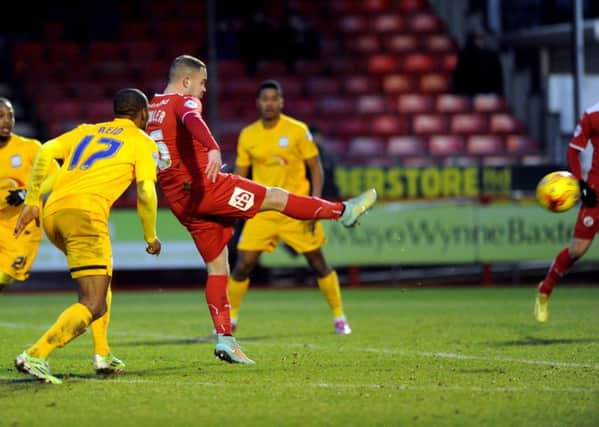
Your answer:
[93,353,126,375]
[214,335,255,365]
[15,351,62,384]
[534,286,549,323]
[339,189,378,227]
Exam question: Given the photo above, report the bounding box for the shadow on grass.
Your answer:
[489,336,599,347]
[113,335,273,347]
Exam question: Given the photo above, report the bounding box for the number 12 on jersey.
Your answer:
[68,136,124,171]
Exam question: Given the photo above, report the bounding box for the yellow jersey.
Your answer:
[236,114,319,196]
[0,133,54,220]
[37,118,157,218]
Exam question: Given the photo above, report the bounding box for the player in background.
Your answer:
[13,88,161,384]
[147,55,376,364]
[0,97,58,290]
[535,102,599,322]
[228,80,351,335]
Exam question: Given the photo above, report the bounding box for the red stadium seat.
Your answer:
[450,113,489,134]
[357,95,390,114]
[489,114,524,133]
[399,0,429,12]
[466,135,504,155]
[419,73,450,93]
[442,155,479,166]
[506,135,539,154]
[368,54,399,73]
[284,98,317,117]
[348,137,386,156]
[40,100,81,121]
[396,94,435,114]
[221,79,256,96]
[87,42,124,62]
[482,156,515,166]
[412,114,450,134]
[318,98,355,115]
[353,34,381,53]
[521,154,548,165]
[372,14,405,32]
[342,75,380,94]
[436,94,471,113]
[424,34,454,52]
[473,94,506,112]
[382,74,414,94]
[294,60,323,75]
[386,34,419,52]
[371,115,410,136]
[122,41,160,62]
[403,53,437,73]
[84,99,114,123]
[13,42,45,64]
[429,135,466,155]
[276,77,303,97]
[387,136,427,156]
[409,13,443,32]
[363,0,391,12]
[402,156,437,167]
[218,60,246,78]
[47,42,82,62]
[256,60,288,77]
[328,117,370,136]
[441,53,458,72]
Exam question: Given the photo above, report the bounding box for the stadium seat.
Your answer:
[402,156,436,166]
[386,34,419,52]
[371,115,410,136]
[387,136,427,156]
[221,79,256,96]
[218,60,246,78]
[419,73,450,93]
[318,98,355,115]
[340,15,368,32]
[442,155,479,166]
[441,53,458,72]
[372,14,405,32]
[47,42,82,62]
[403,53,438,73]
[329,117,370,136]
[357,95,390,114]
[473,94,506,112]
[424,34,454,52]
[450,113,489,134]
[84,99,114,123]
[362,0,391,12]
[482,156,515,166]
[368,54,399,73]
[521,154,548,165]
[396,94,435,114]
[87,41,124,62]
[348,137,386,156]
[306,78,341,96]
[489,113,524,134]
[13,42,45,65]
[353,34,381,53]
[256,60,288,77]
[122,41,160,62]
[382,74,414,94]
[294,60,323,75]
[429,135,465,155]
[436,94,471,113]
[506,135,539,154]
[409,13,443,32]
[285,98,317,117]
[342,75,380,94]
[121,21,150,40]
[412,114,450,134]
[466,135,504,155]
[399,0,429,12]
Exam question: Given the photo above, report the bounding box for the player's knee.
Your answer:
[81,299,107,319]
[232,262,253,280]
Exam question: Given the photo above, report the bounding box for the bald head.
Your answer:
[168,55,206,83]
[0,97,15,144]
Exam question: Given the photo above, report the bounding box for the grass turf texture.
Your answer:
[0,287,598,427]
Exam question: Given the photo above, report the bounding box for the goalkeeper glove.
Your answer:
[6,189,26,207]
[578,180,597,207]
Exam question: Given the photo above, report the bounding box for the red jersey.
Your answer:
[569,101,599,187]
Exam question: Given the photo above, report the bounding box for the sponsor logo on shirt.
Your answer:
[10,155,21,168]
[573,124,581,137]
[279,136,289,148]
[583,216,594,227]
[184,100,199,109]
[228,187,255,211]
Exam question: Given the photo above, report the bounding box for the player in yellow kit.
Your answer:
[13,88,161,384]
[0,97,58,288]
[228,80,352,335]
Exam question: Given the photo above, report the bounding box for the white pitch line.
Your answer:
[2,321,598,370]
[0,376,597,394]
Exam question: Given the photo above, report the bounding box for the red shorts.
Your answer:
[159,170,267,262]
[574,203,599,240]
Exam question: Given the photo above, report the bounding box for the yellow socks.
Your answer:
[228,277,250,321]
[28,303,93,358]
[90,285,112,356]
[317,270,344,318]
[0,272,15,287]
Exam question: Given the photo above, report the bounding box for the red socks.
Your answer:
[205,274,232,335]
[282,194,344,220]
[539,248,576,296]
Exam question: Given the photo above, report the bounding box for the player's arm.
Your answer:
[234,128,251,178]
[305,155,324,198]
[135,140,160,252]
[568,112,596,206]
[178,100,222,182]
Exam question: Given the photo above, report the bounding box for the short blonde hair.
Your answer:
[168,55,206,82]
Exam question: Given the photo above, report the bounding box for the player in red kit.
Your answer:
[147,55,377,364]
[535,102,599,322]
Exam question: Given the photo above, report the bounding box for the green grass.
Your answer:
[1,287,598,427]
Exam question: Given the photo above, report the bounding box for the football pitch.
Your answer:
[1,286,597,427]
